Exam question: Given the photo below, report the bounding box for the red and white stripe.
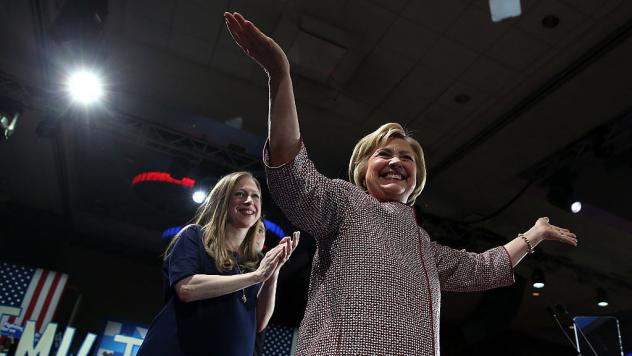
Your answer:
[6,269,68,333]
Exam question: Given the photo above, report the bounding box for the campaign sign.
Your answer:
[94,320,147,356]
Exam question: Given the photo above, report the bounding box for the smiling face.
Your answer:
[227,177,261,229]
[365,138,417,203]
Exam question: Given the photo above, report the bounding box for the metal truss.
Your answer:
[0,69,263,173]
[96,109,264,173]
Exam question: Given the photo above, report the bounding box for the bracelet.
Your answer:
[519,233,534,254]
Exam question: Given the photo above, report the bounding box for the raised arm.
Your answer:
[225,12,352,240]
[224,12,300,165]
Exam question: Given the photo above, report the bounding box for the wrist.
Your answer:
[252,270,265,283]
[268,70,291,85]
[523,229,543,246]
[518,233,534,254]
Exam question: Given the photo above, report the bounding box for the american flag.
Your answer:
[262,324,298,356]
[0,262,68,342]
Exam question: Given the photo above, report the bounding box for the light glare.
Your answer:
[571,201,582,213]
[532,282,545,289]
[192,190,207,204]
[67,70,103,104]
[597,301,608,307]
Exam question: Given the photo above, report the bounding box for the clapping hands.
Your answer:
[255,231,300,282]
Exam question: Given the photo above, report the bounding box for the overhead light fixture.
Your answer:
[570,201,582,214]
[489,0,522,22]
[0,96,22,140]
[0,112,18,140]
[67,69,104,104]
[596,288,608,307]
[532,269,545,289]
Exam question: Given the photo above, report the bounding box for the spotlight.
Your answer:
[192,190,207,204]
[67,69,104,104]
[571,201,582,214]
[532,269,545,289]
[0,112,19,139]
[596,288,608,307]
[0,96,22,140]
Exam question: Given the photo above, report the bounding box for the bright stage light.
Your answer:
[571,201,582,213]
[192,190,207,204]
[531,269,545,289]
[596,288,609,307]
[67,69,103,104]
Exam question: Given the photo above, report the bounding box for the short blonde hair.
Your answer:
[348,123,426,205]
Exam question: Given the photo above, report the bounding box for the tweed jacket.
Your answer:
[264,143,515,356]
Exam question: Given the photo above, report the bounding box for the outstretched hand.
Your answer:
[526,217,577,247]
[224,12,290,77]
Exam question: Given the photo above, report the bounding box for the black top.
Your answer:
[137,225,261,356]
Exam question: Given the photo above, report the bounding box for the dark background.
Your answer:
[1,0,631,355]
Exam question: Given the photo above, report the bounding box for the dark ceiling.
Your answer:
[0,0,631,354]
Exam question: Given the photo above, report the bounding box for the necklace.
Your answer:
[235,263,247,304]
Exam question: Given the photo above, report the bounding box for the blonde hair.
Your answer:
[348,123,426,205]
[252,219,265,237]
[165,172,262,273]
[249,219,266,253]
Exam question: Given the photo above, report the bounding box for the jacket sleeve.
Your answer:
[432,241,515,292]
[264,140,351,241]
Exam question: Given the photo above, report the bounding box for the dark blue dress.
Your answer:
[137,225,261,356]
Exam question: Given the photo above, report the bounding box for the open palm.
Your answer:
[224,12,290,77]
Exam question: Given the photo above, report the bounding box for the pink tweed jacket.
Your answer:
[264,143,515,356]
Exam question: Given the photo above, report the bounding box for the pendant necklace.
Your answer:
[235,263,247,304]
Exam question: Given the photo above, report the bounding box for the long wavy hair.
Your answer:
[165,172,262,273]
